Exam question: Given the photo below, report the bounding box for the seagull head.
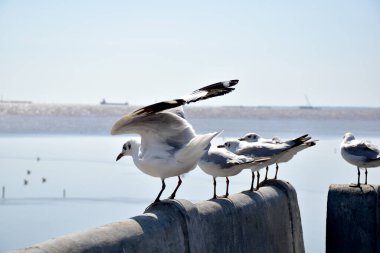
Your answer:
[238,133,260,142]
[343,132,355,142]
[217,140,241,152]
[116,139,139,161]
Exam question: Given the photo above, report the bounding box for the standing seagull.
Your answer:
[198,147,269,199]
[340,132,380,187]
[218,137,308,190]
[113,80,238,203]
[238,133,316,180]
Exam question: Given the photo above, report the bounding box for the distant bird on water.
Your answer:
[26,170,31,175]
[24,179,28,185]
[112,80,239,203]
[42,177,47,183]
[198,146,270,199]
[340,132,380,187]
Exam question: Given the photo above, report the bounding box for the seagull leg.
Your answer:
[350,167,361,188]
[274,163,279,180]
[264,166,268,181]
[250,171,255,191]
[365,168,368,185]
[223,177,229,198]
[213,177,217,199]
[154,179,166,203]
[169,176,182,199]
[256,171,260,190]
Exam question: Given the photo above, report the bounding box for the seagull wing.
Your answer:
[205,148,257,169]
[182,79,238,104]
[115,79,239,121]
[236,142,289,157]
[345,141,380,160]
[283,134,311,146]
[110,79,238,154]
[111,111,196,155]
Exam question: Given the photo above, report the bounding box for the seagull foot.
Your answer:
[349,183,361,188]
[209,195,222,200]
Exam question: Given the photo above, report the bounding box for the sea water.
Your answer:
[0,117,380,252]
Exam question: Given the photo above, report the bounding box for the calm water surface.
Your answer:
[1,117,380,252]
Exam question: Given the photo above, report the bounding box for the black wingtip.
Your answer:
[131,99,186,117]
[186,79,239,104]
[293,134,312,146]
[229,79,239,86]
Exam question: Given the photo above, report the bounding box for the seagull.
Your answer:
[217,140,274,190]
[238,133,316,179]
[218,136,309,189]
[198,147,270,199]
[112,80,238,203]
[340,132,380,187]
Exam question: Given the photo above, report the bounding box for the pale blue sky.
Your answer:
[0,0,379,107]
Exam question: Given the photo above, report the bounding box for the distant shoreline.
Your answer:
[0,103,380,120]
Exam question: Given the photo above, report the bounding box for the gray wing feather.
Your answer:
[345,141,380,160]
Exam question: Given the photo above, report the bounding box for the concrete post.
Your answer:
[326,184,380,253]
[11,180,304,253]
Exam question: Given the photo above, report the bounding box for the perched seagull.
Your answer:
[218,136,309,189]
[217,140,274,190]
[340,132,380,187]
[198,147,270,199]
[112,80,238,203]
[238,133,316,179]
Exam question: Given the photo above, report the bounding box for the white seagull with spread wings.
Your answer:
[112,80,238,203]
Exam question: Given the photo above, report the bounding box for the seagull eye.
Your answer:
[122,146,126,151]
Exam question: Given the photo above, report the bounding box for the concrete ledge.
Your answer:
[12,180,304,253]
[326,184,380,253]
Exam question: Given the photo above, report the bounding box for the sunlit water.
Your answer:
[1,116,380,252]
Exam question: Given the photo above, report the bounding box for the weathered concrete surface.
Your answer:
[326,184,380,253]
[11,180,304,253]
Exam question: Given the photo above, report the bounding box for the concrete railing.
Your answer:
[12,180,304,253]
[326,184,380,253]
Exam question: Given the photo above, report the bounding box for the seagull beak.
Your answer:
[238,138,244,141]
[217,144,225,148]
[116,153,124,161]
